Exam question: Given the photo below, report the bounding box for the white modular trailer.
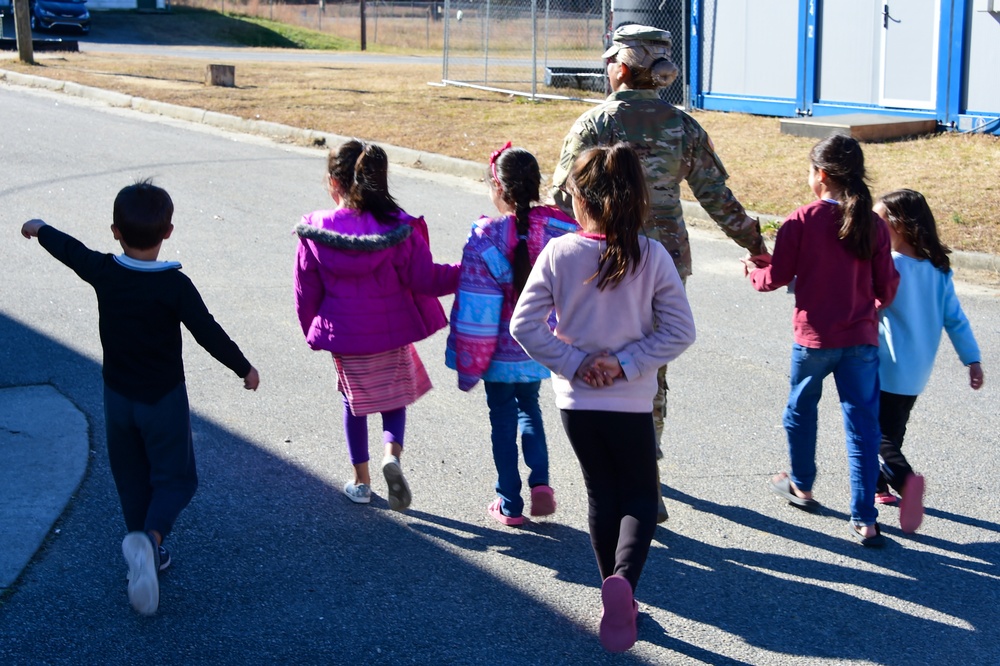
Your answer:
[689,0,1000,134]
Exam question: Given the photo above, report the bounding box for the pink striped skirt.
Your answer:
[333,344,432,416]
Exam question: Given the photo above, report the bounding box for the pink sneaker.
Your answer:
[599,574,637,653]
[899,474,925,533]
[875,491,899,506]
[488,498,525,526]
[529,485,556,517]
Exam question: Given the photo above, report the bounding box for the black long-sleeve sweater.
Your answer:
[38,225,252,404]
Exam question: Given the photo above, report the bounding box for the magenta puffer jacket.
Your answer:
[294,207,460,355]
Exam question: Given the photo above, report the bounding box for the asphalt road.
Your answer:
[1,83,999,665]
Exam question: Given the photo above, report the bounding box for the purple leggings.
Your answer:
[342,395,406,465]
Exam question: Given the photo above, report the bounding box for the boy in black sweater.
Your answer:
[21,179,259,616]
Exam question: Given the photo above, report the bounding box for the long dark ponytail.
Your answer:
[810,134,875,260]
[328,139,401,224]
[878,189,951,273]
[489,146,541,299]
[570,143,648,290]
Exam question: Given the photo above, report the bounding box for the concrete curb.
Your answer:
[0,385,89,590]
[1,66,995,273]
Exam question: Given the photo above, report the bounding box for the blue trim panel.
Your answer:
[802,0,817,113]
[700,94,799,117]
[810,102,938,120]
[690,0,702,108]
[945,0,969,125]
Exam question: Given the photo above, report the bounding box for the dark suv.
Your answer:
[30,0,90,35]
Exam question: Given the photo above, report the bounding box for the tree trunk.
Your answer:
[13,0,33,65]
[360,0,367,51]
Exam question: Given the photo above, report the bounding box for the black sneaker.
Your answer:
[158,545,171,572]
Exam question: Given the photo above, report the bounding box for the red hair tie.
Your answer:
[489,141,512,189]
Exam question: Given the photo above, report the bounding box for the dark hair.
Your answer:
[489,147,541,299]
[112,178,174,250]
[809,134,875,260]
[328,139,401,224]
[877,189,951,272]
[570,143,648,290]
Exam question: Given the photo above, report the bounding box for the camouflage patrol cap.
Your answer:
[601,24,673,60]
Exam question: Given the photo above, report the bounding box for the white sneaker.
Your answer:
[343,481,371,504]
[122,532,159,616]
[382,455,412,511]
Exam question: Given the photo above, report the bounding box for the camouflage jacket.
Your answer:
[551,89,765,278]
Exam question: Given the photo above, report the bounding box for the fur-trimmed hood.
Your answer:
[293,206,460,356]
[295,219,413,252]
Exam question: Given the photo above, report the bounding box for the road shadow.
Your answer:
[645,485,999,664]
[2,309,997,664]
[0,313,650,664]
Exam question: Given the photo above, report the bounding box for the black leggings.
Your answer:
[878,391,919,494]
[560,410,659,592]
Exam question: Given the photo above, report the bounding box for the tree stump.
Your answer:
[205,64,235,87]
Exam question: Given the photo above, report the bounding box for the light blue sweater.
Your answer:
[878,253,980,395]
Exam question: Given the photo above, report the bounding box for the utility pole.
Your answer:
[359,0,367,51]
[13,0,34,64]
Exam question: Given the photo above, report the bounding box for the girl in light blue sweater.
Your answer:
[874,189,984,533]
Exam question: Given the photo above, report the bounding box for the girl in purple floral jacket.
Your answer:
[445,144,579,526]
[295,140,459,511]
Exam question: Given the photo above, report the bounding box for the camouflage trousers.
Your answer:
[653,364,668,454]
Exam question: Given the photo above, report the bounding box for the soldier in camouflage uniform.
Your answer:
[552,25,769,521]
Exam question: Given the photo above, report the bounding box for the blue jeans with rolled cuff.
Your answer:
[484,380,548,518]
[783,344,881,526]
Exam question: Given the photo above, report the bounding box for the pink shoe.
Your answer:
[488,498,525,526]
[529,485,556,517]
[875,491,899,506]
[899,474,925,533]
[599,574,637,653]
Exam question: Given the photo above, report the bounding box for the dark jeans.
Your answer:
[878,391,919,494]
[560,409,659,592]
[104,382,198,542]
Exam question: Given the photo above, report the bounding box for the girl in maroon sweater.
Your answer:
[744,134,899,547]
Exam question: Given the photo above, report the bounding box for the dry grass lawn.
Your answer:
[3,12,998,259]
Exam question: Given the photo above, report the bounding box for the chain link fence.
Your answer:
[175,0,686,105]
[440,0,686,105]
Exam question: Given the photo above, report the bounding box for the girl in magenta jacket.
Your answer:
[294,140,459,510]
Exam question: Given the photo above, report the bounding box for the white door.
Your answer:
[879,0,939,110]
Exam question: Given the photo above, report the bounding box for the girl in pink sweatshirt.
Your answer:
[511,143,695,653]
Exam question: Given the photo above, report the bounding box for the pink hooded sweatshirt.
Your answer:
[294,208,459,355]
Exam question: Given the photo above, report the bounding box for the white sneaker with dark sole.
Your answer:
[382,455,411,511]
[122,532,159,616]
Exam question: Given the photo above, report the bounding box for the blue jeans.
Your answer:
[484,381,548,518]
[783,344,881,525]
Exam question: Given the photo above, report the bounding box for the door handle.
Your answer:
[883,4,901,29]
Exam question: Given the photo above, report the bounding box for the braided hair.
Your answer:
[489,147,542,300]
